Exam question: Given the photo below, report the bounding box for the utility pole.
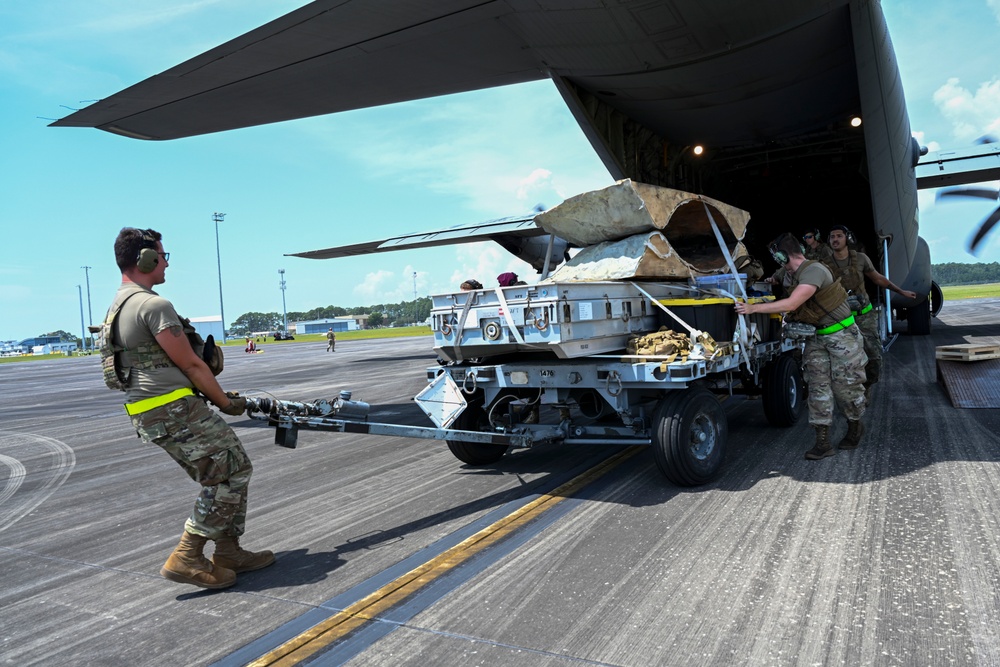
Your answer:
[412,271,417,325]
[279,268,288,331]
[213,212,227,338]
[81,266,92,350]
[77,285,85,355]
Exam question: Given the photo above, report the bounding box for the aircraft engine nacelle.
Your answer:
[495,234,570,273]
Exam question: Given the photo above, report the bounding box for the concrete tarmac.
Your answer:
[1,299,999,666]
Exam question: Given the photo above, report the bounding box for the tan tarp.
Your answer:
[535,179,750,247]
[535,180,750,281]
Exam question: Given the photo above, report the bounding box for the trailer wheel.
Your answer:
[446,398,508,466]
[762,354,803,427]
[652,387,727,486]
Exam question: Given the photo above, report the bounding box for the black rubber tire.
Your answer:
[761,354,804,427]
[651,387,728,487]
[929,281,944,318]
[446,395,509,466]
[907,296,932,335]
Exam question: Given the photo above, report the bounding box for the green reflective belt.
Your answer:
[816,314,856,336]
[124,387,195,416]
[853,302,873,316]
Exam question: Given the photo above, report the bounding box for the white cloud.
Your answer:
[444,242,534,293]
[299,81,612,217]
[990,0,1000,24]
[932,77,1000,142]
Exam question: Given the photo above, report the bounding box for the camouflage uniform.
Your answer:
[789,260,867,428]
[854,308,881,385]
[131,395,252,539]
[824,250,882,386]
[802,326,867,426]
[113,283,254,541]
[804,241,834,263]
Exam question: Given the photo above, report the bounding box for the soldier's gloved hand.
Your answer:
[219,392,247,416]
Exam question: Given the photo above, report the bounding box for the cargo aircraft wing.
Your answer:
[289,214,570,274]
[52,0,1000,333]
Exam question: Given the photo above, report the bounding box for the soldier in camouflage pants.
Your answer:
[106,227,273,590]
[802,326,867,427]
[132,396,252,539]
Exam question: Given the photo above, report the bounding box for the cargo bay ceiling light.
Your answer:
[692,145,705,155]
[850,116,862,127]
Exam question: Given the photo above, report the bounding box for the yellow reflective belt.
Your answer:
[816,314,856,336]
[124,387,195,416]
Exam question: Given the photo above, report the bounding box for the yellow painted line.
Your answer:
[248,446,643,667]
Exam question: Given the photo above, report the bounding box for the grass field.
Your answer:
[939,283,1000,299]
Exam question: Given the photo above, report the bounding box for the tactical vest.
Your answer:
[824,250,869,308]
[788,260,849,327]
[99,293,221,392]
[99,291,174,391]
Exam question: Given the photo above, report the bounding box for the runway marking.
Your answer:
[247,446,643,667]
[0,454,27,506]
[0,432,76,534]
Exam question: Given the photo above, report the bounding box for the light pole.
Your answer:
[81,266,93,350]
[77,285,85,355]
[213,212,227,339]
[279,269,287,331]
[412,271,417,325]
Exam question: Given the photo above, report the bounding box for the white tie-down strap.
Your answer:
[702,201,752,368]
[628,282,698,337]
[452,291,477,362]
[493,288,526,345]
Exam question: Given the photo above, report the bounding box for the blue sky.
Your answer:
[1,1,999,342]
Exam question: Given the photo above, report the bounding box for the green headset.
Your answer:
[768,233,806,266]
[136,229,160,274]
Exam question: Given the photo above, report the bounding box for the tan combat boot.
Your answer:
[212,536,275,573]
[839,420,865,450]
[804,425,835,460]
[161,531,237,589]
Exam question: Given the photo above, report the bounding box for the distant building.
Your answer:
[188,316,224,342]
[32,342,78,355]
[291,317,359,335]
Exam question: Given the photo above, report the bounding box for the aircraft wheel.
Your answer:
[761,354,804,427]
[651,387,727,486]
[446,394,509,465]
[907,296,932,335]
[930,281,944,317]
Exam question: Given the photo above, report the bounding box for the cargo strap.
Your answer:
[124,387,195,416]
[816,314,856,336]
[854,302,873,316]
[493,287,525,345]
[702,201,752,371]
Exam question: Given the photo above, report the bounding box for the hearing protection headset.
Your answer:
[830,225,856,245]
[768,242,789,266]
[135,229,160,274]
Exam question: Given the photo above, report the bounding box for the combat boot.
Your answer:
[804,425,835,460]
[212,536,275,573]
[161,531,236,589]
[839,420,865,450]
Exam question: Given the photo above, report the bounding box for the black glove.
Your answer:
[219,392,247,416]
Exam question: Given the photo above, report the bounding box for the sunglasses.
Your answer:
[802,234,814,240]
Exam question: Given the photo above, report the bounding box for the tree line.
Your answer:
[228,296,434,336]
[931,262,1000,286]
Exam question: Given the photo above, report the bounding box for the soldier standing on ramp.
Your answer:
[824,225,916,400]
[101,227,274,589]
[735,233,868,459]
[326,327,336,351]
